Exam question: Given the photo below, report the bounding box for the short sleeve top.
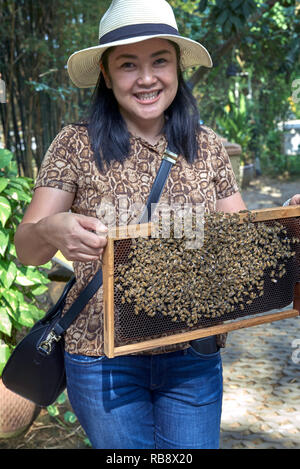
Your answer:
[34,123,239,355]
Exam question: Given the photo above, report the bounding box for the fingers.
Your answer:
[77,225,107,250]
[76,217,108,252]
[76,214,108,235]
[61,248,104,263]
[58,213,108,262]
[290,194,300,205]
[61,239,106,262]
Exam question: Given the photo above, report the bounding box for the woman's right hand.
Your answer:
[38,212,108,263]
[15,187,108,266]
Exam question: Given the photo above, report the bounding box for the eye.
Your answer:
[121,62,135,70]
[154,57,167,65]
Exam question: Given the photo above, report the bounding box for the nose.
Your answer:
[137,65,157,87]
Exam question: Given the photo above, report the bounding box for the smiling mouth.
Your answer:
[134,90,161,102]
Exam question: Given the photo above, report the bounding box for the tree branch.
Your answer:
[188,0,278,89]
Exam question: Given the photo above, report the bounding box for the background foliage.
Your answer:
[0,0,299,177]
[0,148,50,374]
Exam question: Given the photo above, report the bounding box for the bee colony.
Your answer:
[102,206,300,357]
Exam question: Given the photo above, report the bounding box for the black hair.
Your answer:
[73,42,202,171]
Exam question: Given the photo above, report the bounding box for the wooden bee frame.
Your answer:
[102,206,300,358]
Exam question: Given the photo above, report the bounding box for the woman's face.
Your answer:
[101,38,178,133]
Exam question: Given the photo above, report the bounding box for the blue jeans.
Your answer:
[64,347,223,449]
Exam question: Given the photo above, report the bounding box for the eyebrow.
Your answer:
[115,50,172,61]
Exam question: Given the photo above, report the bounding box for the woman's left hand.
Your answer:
[289,194,300,205]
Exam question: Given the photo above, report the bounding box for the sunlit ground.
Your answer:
[241,176,300,210]
[220,308,300,449]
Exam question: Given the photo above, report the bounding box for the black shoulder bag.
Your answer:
[2,149,178,407]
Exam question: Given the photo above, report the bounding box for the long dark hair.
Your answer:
[73,42,202,171]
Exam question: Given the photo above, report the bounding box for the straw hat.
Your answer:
[67,0,212,88]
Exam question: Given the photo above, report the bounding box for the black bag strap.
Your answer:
[139,149,178,224]
[52,148,178,337]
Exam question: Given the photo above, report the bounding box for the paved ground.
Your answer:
[220,176,300,449]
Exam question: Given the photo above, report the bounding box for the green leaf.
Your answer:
[0,263,5,286]
[0,302,16,322]
[239,93,246,115]
[64,411,77,424]
[47,405,59,417]
[231,0,244,10]
[0,230,9,257]
[0,196,11,227]
[0,341,11,375]
[8,243,16,257]
[9,177,32,191]
[216,10,229,26]
[84,438,92,448]
[31,284,48,296]
[2,289,19,313]
[228,90,235,105]
[17,304,36,328]
[231,15,244,31]
[0,307,12,336]
[15,265,49,286]
[15,271,36,286]
[3,187,19,201]
[243,1,254,18]
[0,149,13,169]
[223,18,233,35]
[3,261,17,288]
[198,0,207,12]
[24,267,48,284]
[56,392,67,405]
[18,301,43,325]
[29,304,45,321]
[0,178,9,193]
[4,186,31,203]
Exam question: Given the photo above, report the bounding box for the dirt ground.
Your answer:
[0,403,89,449]
[240,174,300,210]
[0,174,299,450]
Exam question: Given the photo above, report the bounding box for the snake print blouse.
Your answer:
[34,123,239,355]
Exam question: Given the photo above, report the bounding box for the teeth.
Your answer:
[136,91,159,101]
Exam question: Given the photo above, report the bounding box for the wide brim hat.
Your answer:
[67,0,213,88]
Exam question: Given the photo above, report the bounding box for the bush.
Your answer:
[0,148,50,375]
[260,129,300,176]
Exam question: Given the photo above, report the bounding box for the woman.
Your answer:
[14,0,300,449]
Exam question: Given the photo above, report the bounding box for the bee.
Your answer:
[147,312,156,317]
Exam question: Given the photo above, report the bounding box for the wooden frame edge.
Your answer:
[106,206,300,242]
[102,237,115,358]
